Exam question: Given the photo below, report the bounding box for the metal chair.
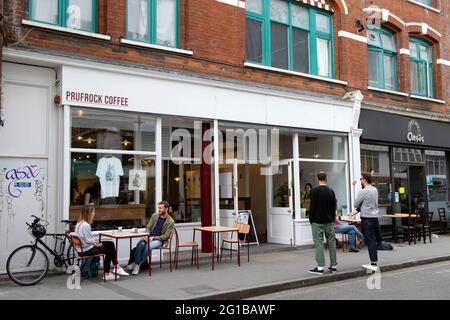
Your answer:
[173,227,199,269]
[70,235,106,281]
[220,223,251,263]
[417,211,434,244]
[400,213,418,245]
[438,208,450,234]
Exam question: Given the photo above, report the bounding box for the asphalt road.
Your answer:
[250,261,450,300]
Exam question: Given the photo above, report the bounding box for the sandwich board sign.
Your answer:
[234,210,259,246]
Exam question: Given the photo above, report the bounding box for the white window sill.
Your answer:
[120,39,193,56]
[410,95,446,104]
[22,19,111,41]
[407,0,440,13]
[244,62,348,86]
[368,86,409,97]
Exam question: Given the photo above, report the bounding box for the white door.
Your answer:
[218,160,238,227]
[267,161,294,244]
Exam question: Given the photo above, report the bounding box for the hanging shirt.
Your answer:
[96,156,124,199]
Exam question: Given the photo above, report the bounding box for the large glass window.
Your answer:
[30,0,97,32]
[409,38,434,97]
[368,27,397,90]
[127,0,179,48]
[246,0,334,78]
[425,151,448,209]
[69,108,157,229]
[298,132,348,219]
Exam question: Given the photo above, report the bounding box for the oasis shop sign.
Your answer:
[406,120,425,144]
[65,91,129,107]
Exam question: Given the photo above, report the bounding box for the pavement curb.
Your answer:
[191,255,450,300]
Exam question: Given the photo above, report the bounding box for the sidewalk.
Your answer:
[1,235,449,300]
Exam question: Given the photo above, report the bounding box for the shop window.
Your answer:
[368,27,397,91]
[246,0,334,78]
[299,133,346,160]
[69,108,157,229]
[30,0,97,32]
[127,0,179,48]
[409,38,434,98]
[361,144,392,208]
[425,151,448,204]
[393,147,424,164]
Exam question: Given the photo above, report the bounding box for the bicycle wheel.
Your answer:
[66,243,75,266]
[7,245,49,286]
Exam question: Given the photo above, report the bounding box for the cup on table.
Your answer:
[117,226,123,233]
[132,227,138,233]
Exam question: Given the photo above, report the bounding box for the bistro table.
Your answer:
[99,230,150,281]
[193,226,240,271]
[383,214,418,242]
[340,216,362,224]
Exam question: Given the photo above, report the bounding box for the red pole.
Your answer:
[201,122,213,253]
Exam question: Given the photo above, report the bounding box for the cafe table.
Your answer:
[99,230,150,280]
[193,226,240,271]
[340,216,362,224]
[383,213,418,242]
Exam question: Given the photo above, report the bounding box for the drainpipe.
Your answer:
[0,0,5,127]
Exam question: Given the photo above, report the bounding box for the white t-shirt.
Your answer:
[96,156,124,199]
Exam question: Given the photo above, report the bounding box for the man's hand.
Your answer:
[94,241,103,247]
[350,211,358,217]
[143,236,153,243]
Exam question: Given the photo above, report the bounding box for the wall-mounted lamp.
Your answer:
[356,19,365,33]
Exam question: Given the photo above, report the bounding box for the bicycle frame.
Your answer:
[30,233,72,268]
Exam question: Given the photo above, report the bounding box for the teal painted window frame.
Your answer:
[414,0,430,6]
[367,27,397,91]
[246,0,334,78]
[29,0,98,33]
[409,37,434,98]
[126,0,180,49]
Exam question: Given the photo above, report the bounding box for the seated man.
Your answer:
[333,217,365,253]
[126,201,175,275]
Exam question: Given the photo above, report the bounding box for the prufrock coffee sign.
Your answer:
[406,120,425,144]
[65,91,129,107]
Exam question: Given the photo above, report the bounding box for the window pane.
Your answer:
[246,18,263,63]
[127,0,149,41]
[272,164,289,208]
[69,152,156,229]
[71,108,156,152]
[361,145,391,207]
[317,38,330,77]
[299,133,346,160]
[292,28,309,73]
[270,0,289,24]
[410,61,419,94]
[418,61,426,95]
[420,45,430,62]
[156,0,177,47]
[384,55,395,90]
[315,13,330,33]
[368,50,380,87]
[270,22,289,70]
[292,5,308,29]
[67,0,94,31]
[32,0,59,24]
[409,42,418,58]
[367,30,381,48]
[246,0,263,14]
[380,32,396,51]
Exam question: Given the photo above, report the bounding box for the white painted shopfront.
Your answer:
[0,48,362,271]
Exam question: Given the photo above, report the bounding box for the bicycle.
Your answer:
[6,215,78,286]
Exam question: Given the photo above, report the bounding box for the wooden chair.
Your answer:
[70,235,106,281]
[220,223,251,263]
[173,227,199,269]
[438,208,450,234]
[399,213,418,245]
[417,212,434,244]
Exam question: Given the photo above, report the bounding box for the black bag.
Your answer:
[82,256,100,279]
[377,242,393,251]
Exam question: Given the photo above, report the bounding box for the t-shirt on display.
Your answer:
[96,156,124,199]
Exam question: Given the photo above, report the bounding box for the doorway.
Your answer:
[393,165,426,214]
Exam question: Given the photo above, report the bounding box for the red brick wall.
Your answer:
[2,0,449,114]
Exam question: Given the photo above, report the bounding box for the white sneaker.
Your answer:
[104,273,120,281]
[132,264,140,275]
[126,263,135,271]
[362,264,378,272]
[113,266,130,276]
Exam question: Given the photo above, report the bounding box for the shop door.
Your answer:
[393,165,410,213]
[393,165,426,214]
[218,160,238,227]
[267,161,294,245]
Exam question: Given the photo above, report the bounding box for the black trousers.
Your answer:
[82,241,117,273]
[361,218,380,263]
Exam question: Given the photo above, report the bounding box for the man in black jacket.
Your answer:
[308,172,337,275]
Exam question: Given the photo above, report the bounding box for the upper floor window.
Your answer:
[127,0,179,48]
[30,0,97,32]
[409,38,434,97]
[413,0,430,5]
[367,27,397,91]
[246,0,334,78]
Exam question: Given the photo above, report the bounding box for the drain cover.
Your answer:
[182,285,218,295]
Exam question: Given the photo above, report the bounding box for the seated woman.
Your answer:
[333,217,365,253]
[75,205,129,280]
[126,201,175,275]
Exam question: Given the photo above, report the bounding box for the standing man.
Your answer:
[353,173,379,272]
[308,172,338,275]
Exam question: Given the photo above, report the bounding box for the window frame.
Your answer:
[246,0,334,78]
[126,0,180,49]
[367,27,397,91]
[29,0,98,33]
[409,37,434,98]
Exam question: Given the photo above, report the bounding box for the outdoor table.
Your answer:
[383,214,418,242]
[193,226,240,271]
[340,216,361,224]
[99,230,150,281]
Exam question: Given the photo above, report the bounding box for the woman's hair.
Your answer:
[79,205,95,224]
[305,183,313,189]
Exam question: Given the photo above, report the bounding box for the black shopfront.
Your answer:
[359,109,450,230]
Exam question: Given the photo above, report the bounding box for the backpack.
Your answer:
[377,242,393,251]
[82,256,100,279]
